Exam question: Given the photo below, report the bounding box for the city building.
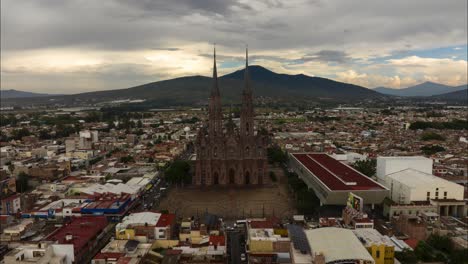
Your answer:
[115,212,176,242]
[353,228,395,264]
[305,227,375,264]
[3,242,74,264]
[45,216,110,263]
[246,218,291,263]
[289,153,389,205]
[193,48,269,186]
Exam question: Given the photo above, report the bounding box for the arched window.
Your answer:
[245,146,250,156]
[246,123,250,135]
[229,169,235,184]
[244,171,250,185]
[213,147,218,157]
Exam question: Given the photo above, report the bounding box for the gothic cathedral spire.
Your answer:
[208,45,223,137]
[240,46,254,137]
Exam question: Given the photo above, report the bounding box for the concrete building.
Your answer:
[289,153,389,205]
[305,227,375,264]
[376,156,433,182]
[246,219,291,263]
[4,242,74,264]
[115,212,176,242]
[377,156,467,218]
[384,168,466,217]
[45,216,109,263]
[353,228,395,264]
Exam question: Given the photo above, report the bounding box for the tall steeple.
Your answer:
[240,46,254,138]
[208,45,223,137]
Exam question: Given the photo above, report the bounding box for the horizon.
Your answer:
[1,1,467,94]
[1,64,467,95]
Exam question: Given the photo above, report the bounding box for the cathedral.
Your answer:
[193,48,269,186]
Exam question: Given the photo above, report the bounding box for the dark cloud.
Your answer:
[299,50,351,64]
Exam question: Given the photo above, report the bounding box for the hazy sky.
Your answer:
[1,0,467,94]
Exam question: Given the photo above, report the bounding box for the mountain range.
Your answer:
[373,82,467,97]
[1,66,385,106]
[1,66,466,106]
[0,89,54,98]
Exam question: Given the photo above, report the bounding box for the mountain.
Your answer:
[0,89,52,98]
[373,82,467,97]
[431,89,468,101]
[1,65,385,106]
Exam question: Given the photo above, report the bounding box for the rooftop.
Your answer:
[292,153,387,191]
[305,227,374,263]
[352,228,394,247]
[386,168,464,189]
[46,216,108,255]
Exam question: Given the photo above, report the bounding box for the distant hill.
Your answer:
[431,89,468,101]
[0,89,53,98]
[373,82,467,97]
[1,65,385,106]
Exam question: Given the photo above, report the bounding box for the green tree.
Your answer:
[421,145,445,155]
[120,155,135,163]
[269,171,277,182]
[16,172,30,193]
[395,248,418,264]
[421,131,445,141]
[12,127,31,140]
[352,159,376,177]
[165,160,191,186]
[267,146,288,164]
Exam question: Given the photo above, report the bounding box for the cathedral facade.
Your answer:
[193,48,269,186]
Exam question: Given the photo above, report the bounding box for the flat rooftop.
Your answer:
[305,227,374,263]
[386,168,463,189]
[292,153,386,191]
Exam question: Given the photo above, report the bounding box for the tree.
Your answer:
[421,145,445,155]
[16,172,30,193]
[120,155,135,163]
[12,127,31,140]
[267,146,288,164]
[395,248,418,264]
[421,131,445,141]
[165,160,191,186]
[426,234,453,253]
[352,159,376,177]
[269,171,277,182]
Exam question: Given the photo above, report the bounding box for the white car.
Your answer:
[240,253,246,261]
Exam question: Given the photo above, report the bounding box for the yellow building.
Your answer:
[353,228,395,264]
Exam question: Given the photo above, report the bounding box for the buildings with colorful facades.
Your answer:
[194,48,269,186]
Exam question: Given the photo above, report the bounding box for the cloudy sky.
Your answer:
[1,0,467,94]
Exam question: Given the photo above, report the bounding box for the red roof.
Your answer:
[209,235,226,246]
[46,216,108,260]
[249,220,274,229]
[93,252,125,260]
[156,213,176,227]
[292,153,385,191]
[404,238,419,249]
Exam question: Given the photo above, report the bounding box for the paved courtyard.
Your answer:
[158,167,296,219]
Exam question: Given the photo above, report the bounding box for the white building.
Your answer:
[385,168,464,204]
[376,156,433,182]
[4,242,74,264]
[378,156,467,217]
[305,227,374,264]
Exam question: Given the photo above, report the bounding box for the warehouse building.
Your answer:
[289,153,389,206]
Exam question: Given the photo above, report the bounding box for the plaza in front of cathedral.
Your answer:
[158,165,296,220]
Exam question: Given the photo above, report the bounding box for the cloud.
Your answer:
[297,50,351,64]
[1,0,467,92]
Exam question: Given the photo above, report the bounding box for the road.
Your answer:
[227,228,247,264]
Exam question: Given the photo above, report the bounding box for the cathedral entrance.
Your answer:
[229,169,235,184]
[245,171,250,185]
[213,172,219,185]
